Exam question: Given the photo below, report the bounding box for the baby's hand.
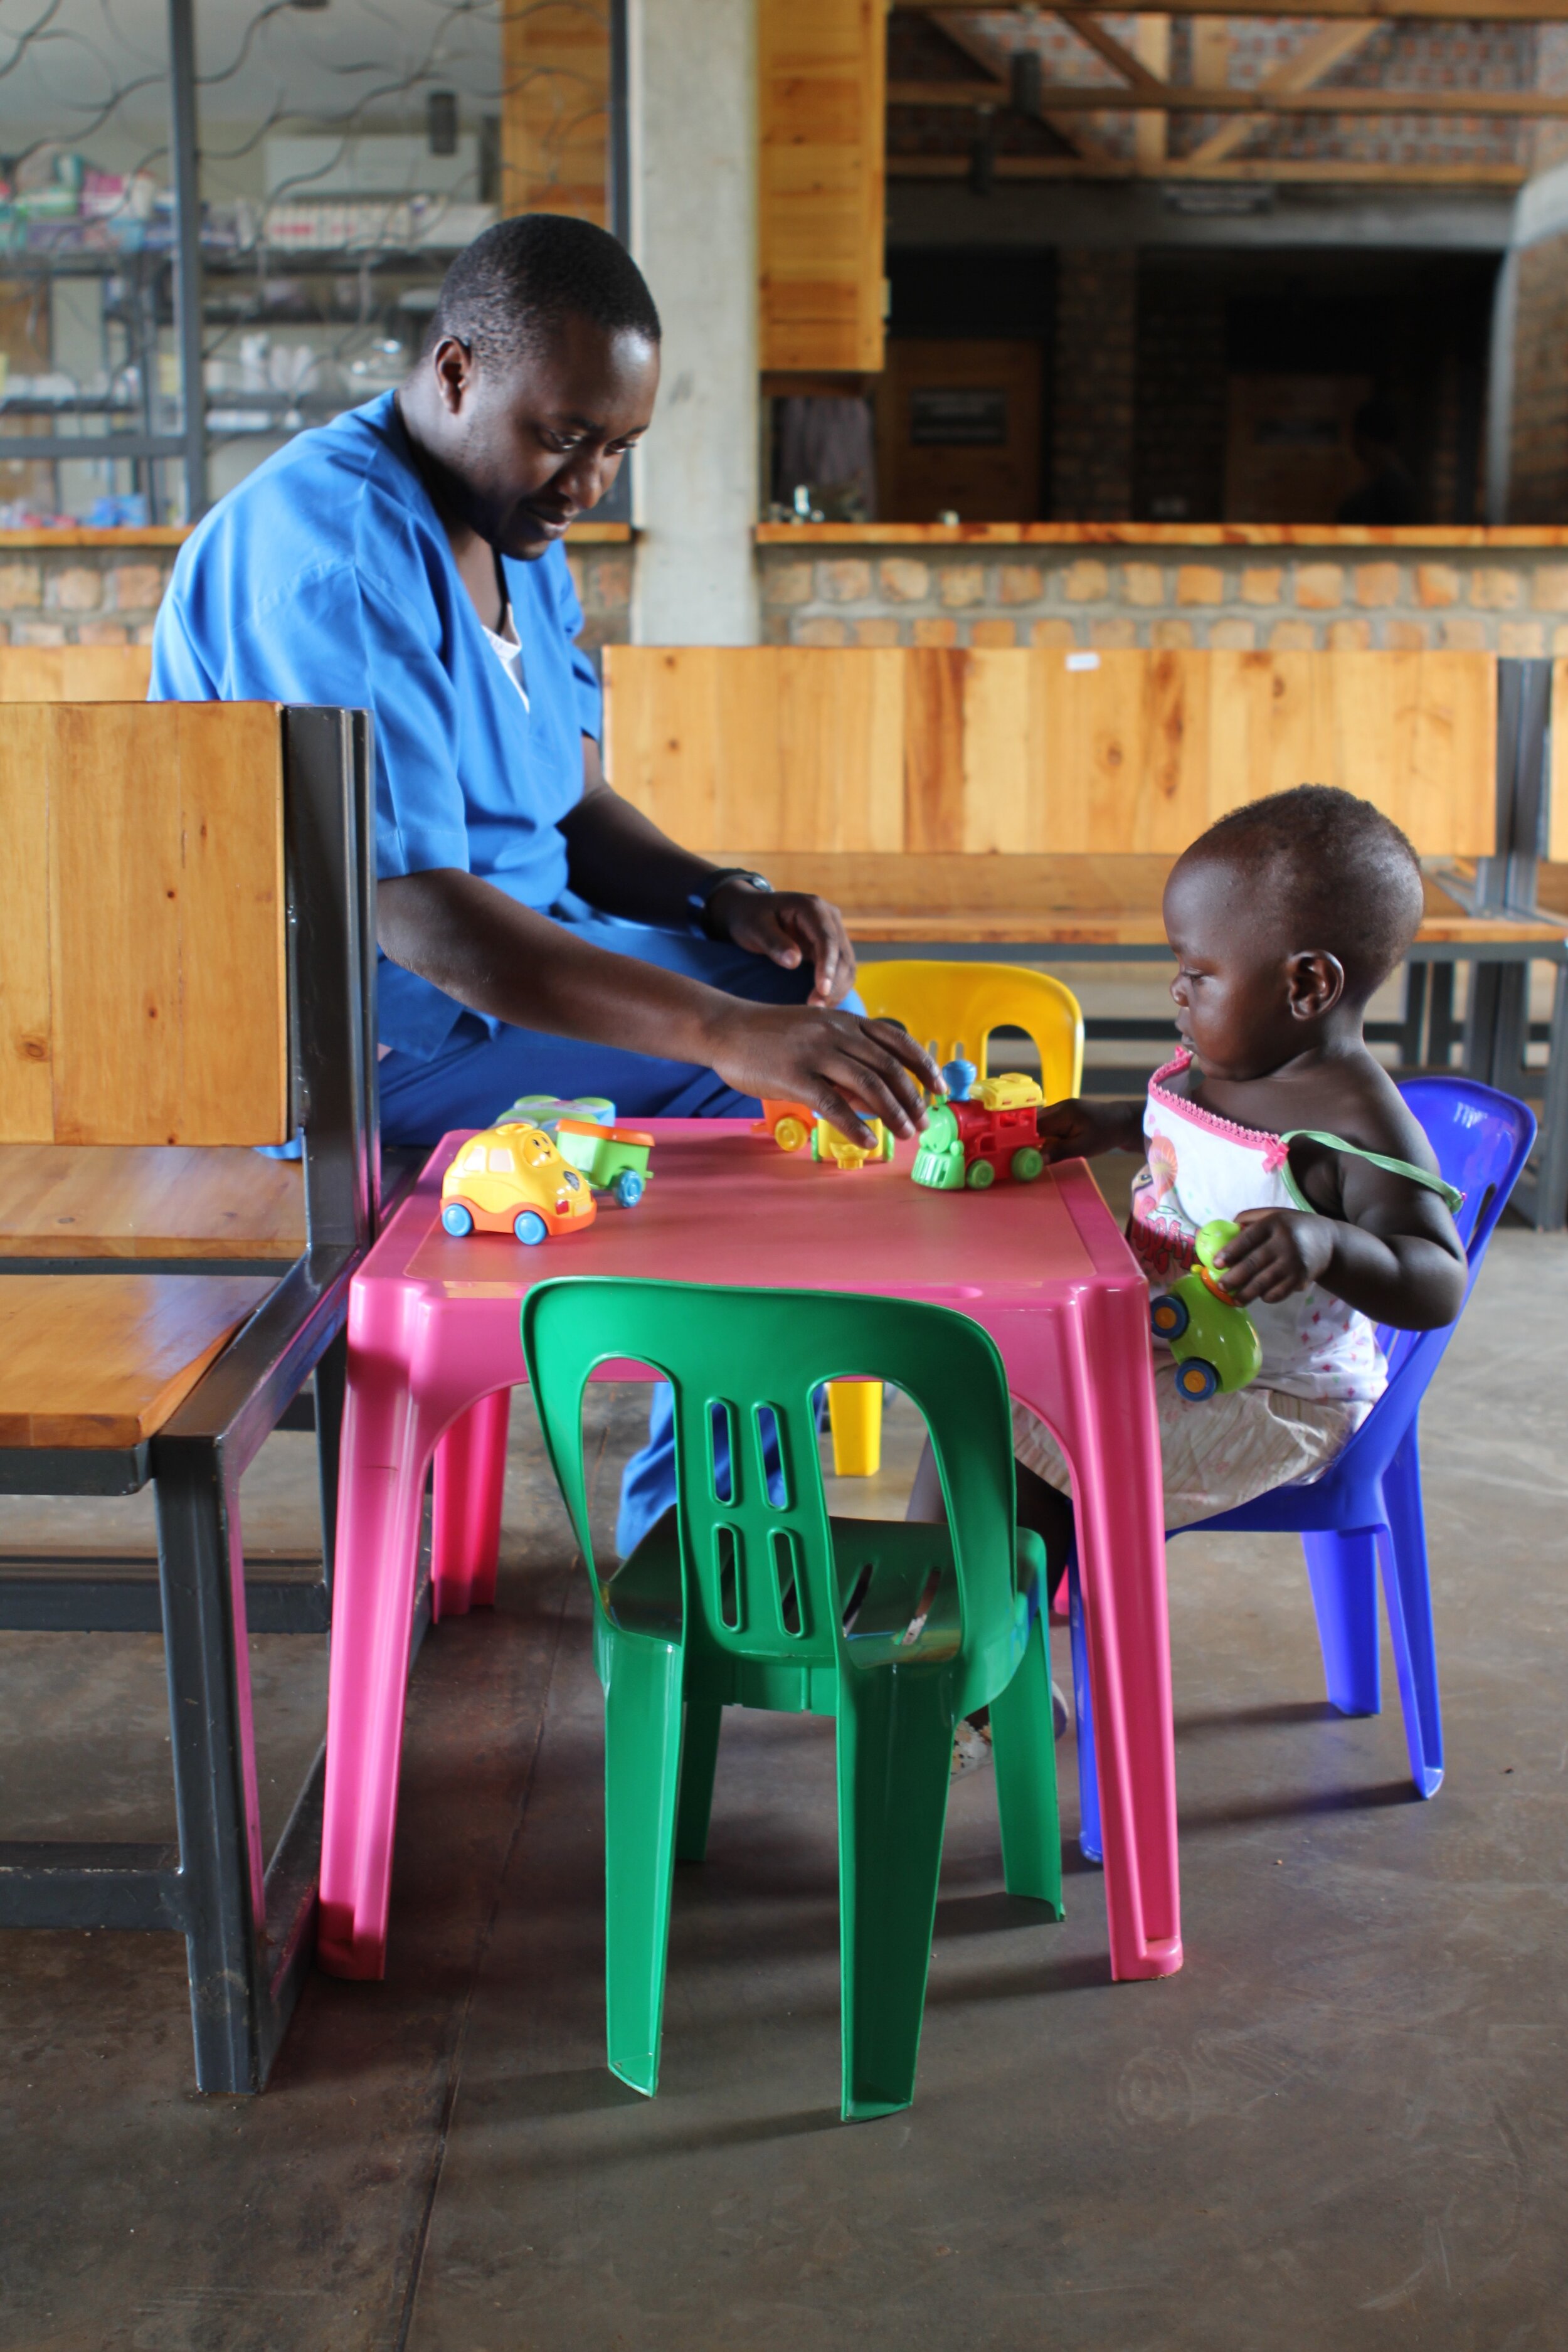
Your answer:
[1034,1098,1143,1163]
[1214,1207,1335,1304]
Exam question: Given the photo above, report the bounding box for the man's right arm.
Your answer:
[378,869,940,1143]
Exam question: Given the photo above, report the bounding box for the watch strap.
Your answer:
[688,868,772,939]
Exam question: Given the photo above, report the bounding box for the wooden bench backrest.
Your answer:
[1550,657,1568,863]
[604,647,1498,862]
[0,702,290,1148]
[0,644,154,703]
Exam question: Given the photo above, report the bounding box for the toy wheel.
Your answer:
[1176,1358,1219,1401]
[1010,1146,1044,1184]
[514,1209,549,1246]
[1150,1293,1189,1341]
[810,1128,822,1162]
[776,1116,808,1152]
[880,1126,896,1162]
[441,1202,474,1239]
[612,1170,644,1207]
[965,1157,996,1190]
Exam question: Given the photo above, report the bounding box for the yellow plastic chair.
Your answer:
[830,963,1086,1478]
[860,961,1084,1099]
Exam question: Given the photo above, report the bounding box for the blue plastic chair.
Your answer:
[1069,1078,1536,1860]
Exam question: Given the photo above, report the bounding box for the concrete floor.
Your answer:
[1,1227,1566,2351]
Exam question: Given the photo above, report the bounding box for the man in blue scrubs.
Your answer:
[152,213,935,1549]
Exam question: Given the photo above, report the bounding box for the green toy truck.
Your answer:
[1149,1218,1263,1401]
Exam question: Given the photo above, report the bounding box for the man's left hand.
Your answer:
[709,882,857,1009]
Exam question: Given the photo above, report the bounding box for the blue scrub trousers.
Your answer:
[377,906,852,1556]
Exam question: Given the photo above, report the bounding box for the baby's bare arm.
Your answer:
[1216,1152,1466,1329]
[1035,1098,1145,1162]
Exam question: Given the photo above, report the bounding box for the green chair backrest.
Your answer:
[522,1279,1026,1711]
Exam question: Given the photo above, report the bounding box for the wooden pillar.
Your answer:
[502,0,612,224]
[758,0,886,374]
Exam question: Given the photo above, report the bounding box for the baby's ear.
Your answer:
[1286,948,1345,1019]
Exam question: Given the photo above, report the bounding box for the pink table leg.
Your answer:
[430,1387,512,1619]
[317,1291,502,1979]
[997,1288,1181,1982]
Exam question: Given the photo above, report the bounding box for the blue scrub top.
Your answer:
[150,392,603,1061]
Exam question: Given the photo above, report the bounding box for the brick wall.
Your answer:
[759,540,1568,654]
[0,539,636,661]
[1051,252,1136,521]
[0,547,172,646]
[1133,268,1227,525]
[564,545,633,657]
[1510,231,1568,523]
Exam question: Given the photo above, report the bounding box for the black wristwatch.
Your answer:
[688,867,772,940]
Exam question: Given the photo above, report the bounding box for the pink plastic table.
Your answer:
[317,1120,1182,1986]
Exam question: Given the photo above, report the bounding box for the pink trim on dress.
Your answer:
[1148,1049,1287,1159]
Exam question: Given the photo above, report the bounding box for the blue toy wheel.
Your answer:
[513,1209,549,1246]
[1175,1357,1219,1401]
[441,1202,474,1239]
[612,1170,644,1207]
[1150,1292,1189,1340]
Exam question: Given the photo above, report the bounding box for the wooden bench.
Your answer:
[605,644,1568,1224]
[0,699,376,2094]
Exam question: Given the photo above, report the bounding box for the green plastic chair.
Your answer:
[521,1278,1063,2122]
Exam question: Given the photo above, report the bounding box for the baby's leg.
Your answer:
[906,1439,1070,1756]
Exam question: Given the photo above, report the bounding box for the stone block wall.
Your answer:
[758,541,1568,654]
[564,544,634,657]
[0,536,638,664]
[0,545,174,646]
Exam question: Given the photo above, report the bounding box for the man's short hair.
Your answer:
[426,213,661,368]
[1187,783,1425,999]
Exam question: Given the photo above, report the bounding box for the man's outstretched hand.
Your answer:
[701,1002,942,1147]
[709,882,857,1009]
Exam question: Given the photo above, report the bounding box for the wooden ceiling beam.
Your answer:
[891,77,1568,113]
[1184,17,1379,166]
[1056,9,1169,89]
[896,0,1568,18]
[929,4,1122,162]
[888,151,1528,182]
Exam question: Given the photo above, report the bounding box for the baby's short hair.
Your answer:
[1185,784,1424,999]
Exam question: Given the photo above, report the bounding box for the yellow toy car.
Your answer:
[440,1124,598,1246]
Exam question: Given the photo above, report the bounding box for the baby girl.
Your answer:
[916,784,1469,1768]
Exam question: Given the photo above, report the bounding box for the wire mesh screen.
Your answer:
[0,0,620,524]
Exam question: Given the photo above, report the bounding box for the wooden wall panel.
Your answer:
[1039,652,1213,854]
[904,650,963,853]
[758,0,886,373]
[0,707,54,1141]
[501,0,610,225]
[0,644,152,702]
[602,647,721,847]
[0,704,287,1147]
[601,646,1498,867]
[1206,650,1495,854]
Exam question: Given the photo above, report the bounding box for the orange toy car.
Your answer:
[756,1098,815,1152]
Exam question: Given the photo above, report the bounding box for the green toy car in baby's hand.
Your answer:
[1149,1218,1263,1402]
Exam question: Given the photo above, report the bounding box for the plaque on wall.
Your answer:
[909,388,1009,448]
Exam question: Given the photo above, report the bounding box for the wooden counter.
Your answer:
[756,522,1568,549]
